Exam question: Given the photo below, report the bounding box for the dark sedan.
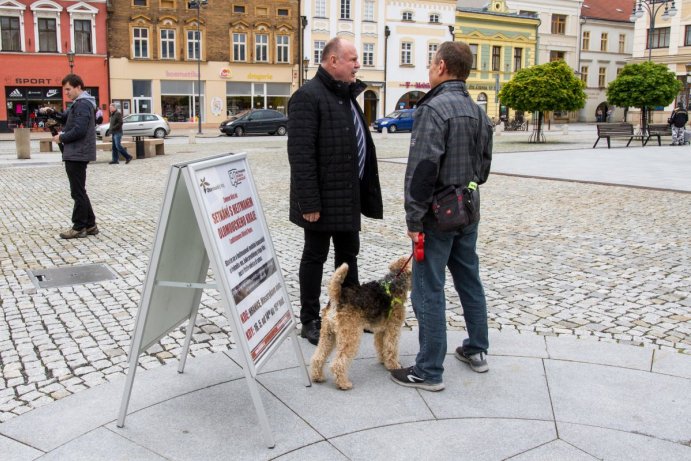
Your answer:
[220,109,288,136]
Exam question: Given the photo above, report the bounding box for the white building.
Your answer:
[383,0,456,114]
[578,0,635,122]
[301,0,456,122]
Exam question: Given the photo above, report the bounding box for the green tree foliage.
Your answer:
[498,60,586,113]
[606,61,682,110]
[498,60,585,142]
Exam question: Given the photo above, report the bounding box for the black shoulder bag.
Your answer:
[430,103,484,232]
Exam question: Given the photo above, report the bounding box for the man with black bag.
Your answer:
[390,42,493,391]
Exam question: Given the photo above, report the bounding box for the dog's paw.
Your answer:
[336,381,353,390]
[310,372,326,383]
[383,361,401,370]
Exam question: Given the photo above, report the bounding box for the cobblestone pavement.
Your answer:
[0,128,689,422]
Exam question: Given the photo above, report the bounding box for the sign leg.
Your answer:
[290,330,312,387]
[243,370,276,448]
[178,302,201,374]
[116,353,140,428]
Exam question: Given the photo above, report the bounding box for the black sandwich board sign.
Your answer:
[117,153,310,448]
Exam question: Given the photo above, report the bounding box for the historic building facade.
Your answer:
[0,0,108,132]
[629,0,691,122]
[578,0,634,123]
[456,0,539,122]
[107,0,299,128]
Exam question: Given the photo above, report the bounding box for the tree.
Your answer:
[606,61,682,134]
[498,60,586,143]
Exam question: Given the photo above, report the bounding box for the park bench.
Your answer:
[644,123,672,146]
[593,123,645,148]
[96,141,135,152]
[131,137,165,158]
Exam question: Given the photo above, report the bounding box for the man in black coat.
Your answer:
[287,37,383,345]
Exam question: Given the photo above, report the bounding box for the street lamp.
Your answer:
[188,0,207,134]
[630,0,677,62]
[303,57,309,84]
[630,0,677,132]
[66,50,75,73]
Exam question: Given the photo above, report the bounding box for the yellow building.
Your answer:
[455,0,539,121]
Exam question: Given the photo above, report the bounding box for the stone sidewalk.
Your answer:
[0,128,689,458]
[1,330,689,460]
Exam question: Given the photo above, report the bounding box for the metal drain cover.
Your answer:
[28,264,117,289]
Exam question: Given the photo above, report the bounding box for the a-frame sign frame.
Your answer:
[117,153,311,448]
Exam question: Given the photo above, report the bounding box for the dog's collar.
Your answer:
[381,280,402,319]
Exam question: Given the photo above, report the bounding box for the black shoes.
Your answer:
[300,319,321,345]
[125,157,132,164]
[390,366,445,391]
[108,161,118,164]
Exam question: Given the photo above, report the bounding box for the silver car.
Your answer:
[96,113,171,139]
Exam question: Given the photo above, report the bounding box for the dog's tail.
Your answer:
[327,263,349,308]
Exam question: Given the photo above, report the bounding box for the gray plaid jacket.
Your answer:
[404,80,493,232]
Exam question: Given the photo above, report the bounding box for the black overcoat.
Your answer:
[287,66,383,232]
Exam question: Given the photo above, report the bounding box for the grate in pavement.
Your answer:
[28,264,117,289]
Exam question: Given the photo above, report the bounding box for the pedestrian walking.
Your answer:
[668,102,688,146]
[39,74,99,239]
[390,41,493,391]
[108,103,133,164]
[287,37,383,345]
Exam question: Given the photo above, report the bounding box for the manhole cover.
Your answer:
[28,264,118,289]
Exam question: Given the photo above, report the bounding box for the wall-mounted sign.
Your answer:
[210,96,223,116]
[220,67,232,79]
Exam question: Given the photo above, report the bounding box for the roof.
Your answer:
[582,0,635,22]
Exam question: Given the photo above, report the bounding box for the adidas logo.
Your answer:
[9,89,22,98]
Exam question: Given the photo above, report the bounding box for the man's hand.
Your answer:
[407,230,419,242]
[52,133,61,143]
[303,212,320,222]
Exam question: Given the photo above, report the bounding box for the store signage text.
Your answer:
[400,82,431,89]
[165,70,199,78]
[15,78,53,84]
[247,73,273,81]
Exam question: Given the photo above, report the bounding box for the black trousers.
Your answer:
[299,229,360,324]
[64,160,96,230]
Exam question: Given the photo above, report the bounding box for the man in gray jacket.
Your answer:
[108,103,133,164]
[391,42,493,391]
[41,74,98,239]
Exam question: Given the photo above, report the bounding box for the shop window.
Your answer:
[74,19,92,54]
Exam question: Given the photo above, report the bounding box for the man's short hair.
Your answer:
[321,37,343,63]
[61,74,84,88]
[435,42,473,81]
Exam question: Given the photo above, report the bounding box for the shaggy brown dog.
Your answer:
[310,256,412,390]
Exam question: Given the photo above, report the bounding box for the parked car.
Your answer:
[373,109,415,133]
[96,113,171,139]
[219,109,288,136]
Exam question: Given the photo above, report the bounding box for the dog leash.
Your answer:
[394,232,424,278]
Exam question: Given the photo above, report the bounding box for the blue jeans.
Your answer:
[111,133,132,163]
[412,223,488,383]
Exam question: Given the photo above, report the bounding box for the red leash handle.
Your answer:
[414,232,424,262]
